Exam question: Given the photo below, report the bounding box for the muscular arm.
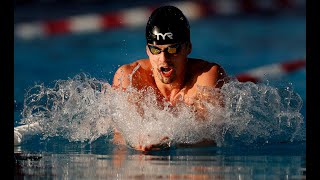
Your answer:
[111,63,136,146]
[180,62,228,117]
[195,62,227,88]
[111,61,149,147]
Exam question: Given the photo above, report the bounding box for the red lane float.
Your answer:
[236,59,306,83]
[14,0,305,40]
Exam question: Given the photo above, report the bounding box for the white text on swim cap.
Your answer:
[154,32,173,40]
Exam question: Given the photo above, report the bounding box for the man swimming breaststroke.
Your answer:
[111,5,228,151]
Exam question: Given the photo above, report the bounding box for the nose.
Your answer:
[158,51,171,63]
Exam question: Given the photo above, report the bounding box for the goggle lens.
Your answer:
[148,44,181,55]
[150,47,161,55]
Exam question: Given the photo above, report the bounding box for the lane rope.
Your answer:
[236,58,305,83]
[15,0,305,40]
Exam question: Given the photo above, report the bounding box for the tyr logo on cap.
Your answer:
[154,32,173,40]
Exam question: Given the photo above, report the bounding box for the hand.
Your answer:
[133,136,170,152]
[112,129,126,145]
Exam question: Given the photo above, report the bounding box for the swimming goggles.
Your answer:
[148,44,182,55]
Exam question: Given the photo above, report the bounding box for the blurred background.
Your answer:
[14,0,306,121]
[14,0,306,22]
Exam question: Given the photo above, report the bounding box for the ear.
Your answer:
[184,42,192,54]
[146,45,151,56]
[186,42,192,55]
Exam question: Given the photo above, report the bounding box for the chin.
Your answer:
[160,75,176,84]
[161,79,172,84]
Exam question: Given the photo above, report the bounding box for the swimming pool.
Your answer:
[14,3,306,179]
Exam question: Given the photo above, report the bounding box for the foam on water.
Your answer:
[19,73,305,148]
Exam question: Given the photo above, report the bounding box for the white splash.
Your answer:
[18,73,305,147]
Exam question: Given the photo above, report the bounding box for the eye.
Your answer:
[150,47,161,55]
[167,47,177,54]
[167,44,181,54]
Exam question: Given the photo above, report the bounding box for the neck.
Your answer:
[158,82,181,98]
[155,71,186,102]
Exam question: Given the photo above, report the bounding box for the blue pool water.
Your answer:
[14,10,306,179]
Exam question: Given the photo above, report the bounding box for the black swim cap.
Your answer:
[146,5,190,45]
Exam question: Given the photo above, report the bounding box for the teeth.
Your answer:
[159,67,173,77]
[161,67,171,72]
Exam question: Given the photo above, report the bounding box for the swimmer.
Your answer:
[14,5,228,150]
[112,5,228,151]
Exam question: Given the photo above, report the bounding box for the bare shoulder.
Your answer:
[112,59,151,89]
[187,58,227,88]
[115,61,137,74]
[135,59,152,70]
[188,58,225,73]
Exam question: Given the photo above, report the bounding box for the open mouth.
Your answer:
[159,67,174,77]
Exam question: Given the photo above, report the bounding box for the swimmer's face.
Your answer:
[147,42,191,84]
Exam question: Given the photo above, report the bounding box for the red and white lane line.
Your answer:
[14,1,207,40]
[236,58,306,83]
[14,0,305,40]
